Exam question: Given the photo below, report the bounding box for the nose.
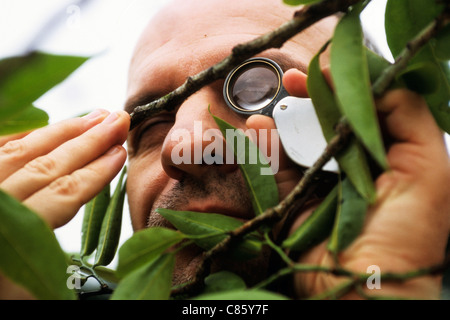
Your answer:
[160,95,240,181]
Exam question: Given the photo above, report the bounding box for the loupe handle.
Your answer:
[272,96,339,173]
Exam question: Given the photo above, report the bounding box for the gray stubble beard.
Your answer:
[146,169,271,287]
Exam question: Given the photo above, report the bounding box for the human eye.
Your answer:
[131,114,174,154]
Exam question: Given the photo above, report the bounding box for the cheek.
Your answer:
[127,154,168,231]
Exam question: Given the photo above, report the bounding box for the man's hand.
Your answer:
[283,68,450,299]
[0,109,130,229]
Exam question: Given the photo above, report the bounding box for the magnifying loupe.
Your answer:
[223,57,338,173]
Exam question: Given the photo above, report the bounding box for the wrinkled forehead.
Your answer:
[129,0,297,65]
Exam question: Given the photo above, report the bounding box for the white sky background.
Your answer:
[0,0,448,260]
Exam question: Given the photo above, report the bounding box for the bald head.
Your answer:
[125,0,337,112]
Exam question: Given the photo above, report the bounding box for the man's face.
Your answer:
[124,0,336,284]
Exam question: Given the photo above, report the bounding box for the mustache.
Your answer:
[146,169,253,228]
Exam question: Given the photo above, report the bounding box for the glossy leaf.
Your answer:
[424,63,450,134]
[157,208,262,259]
[282,185,337,251]
[308,45,376,202]
[385,0,450,134]
[211,112,279,216]
[365,48,392,84]
[116,227,185,278]
[0,190,76,300]
[80,184,110,258]
[398,62,440,95]
[331,3,387,169]
[0,105,48,136]
[433,24,450,60]
[385,0,444,58]
[94,167,127,267]
[194,288,289,300]
[111,253,174,300]
[203,271,247,294]
[328,177,368,253]
[0,51,88,120]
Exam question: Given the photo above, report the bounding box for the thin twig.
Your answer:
[129,0,362,130]
[171,120,353,296]
[372,6,450,96]
[169,1,450,298]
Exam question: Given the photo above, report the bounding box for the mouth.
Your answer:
[146,199,254,230]
[146,170,255,229]
[183,202,253,220]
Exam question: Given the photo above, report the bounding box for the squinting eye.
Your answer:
[133,118,174,153]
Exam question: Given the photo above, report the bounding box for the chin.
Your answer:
[171,242,272,289]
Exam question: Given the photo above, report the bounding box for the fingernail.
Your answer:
[105,145,122,156]
[103,111,120,124]
[83,109,107,120]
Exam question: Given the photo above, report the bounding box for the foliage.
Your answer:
[0,51,88,135]
[0,0,449,300]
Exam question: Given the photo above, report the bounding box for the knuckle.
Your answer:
[49,174,81,197]
[24,156,56,176]
[0,139,25,160]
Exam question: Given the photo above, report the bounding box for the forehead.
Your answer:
[125,0,336,112]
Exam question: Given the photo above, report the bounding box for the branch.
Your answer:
[169,4,450,297]
[171,120,353,297]
[372,4,450,96]
[129,0,362,130]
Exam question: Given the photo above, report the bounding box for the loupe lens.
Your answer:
[225,59,282,114]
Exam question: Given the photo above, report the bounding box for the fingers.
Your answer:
[1,111,129,200]
[246,114,302,200]
[24,145,127,229]
[0,109,130,228]
[376,89,444,146]
[282,68,309,97]
[0,109,109,181]
[0,131,31,148]
[374,89,449,198]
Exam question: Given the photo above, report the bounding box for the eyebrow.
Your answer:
[260,51,308,74]
[124,52,307,115]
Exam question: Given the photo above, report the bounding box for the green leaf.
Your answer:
[433,24,450,60]
[0,51,88,120]
[331,3,387,169]
[194,288,289,300]
[328,177,368,254]
[283,0,323,6]
[365,48,392,84]
[157,208,262,259]
[80,184,110,258]
[111,253,174,300]
[385,0,450,134]
[94,167,127,267]
[211,112,279,216]
[398,61,440,95]
[0,189,76,300]
[0,105,48,136]
[308,44,376,202]
[203,271,247,294]
[425,61,450,134]
[116,227,185,278]
[385,0,444,59]
[282,185,337,251]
